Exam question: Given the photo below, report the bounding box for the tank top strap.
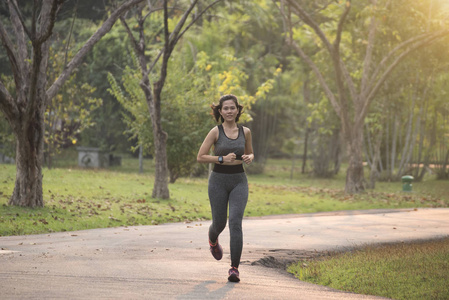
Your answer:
[239,125,244,138]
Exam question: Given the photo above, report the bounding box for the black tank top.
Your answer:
[214,125,245,159]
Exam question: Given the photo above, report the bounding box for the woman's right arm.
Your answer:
[197,127,219,164]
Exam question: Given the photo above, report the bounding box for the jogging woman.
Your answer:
[197,94,254,282]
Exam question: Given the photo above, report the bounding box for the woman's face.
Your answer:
[220,99,238,122]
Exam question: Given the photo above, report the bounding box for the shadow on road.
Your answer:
[177,280,236,299]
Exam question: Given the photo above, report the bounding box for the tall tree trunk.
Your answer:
[152,129,169,197]
[9,110,45,207]
[385,111,390,173]
[139,144,143,173]
[301,128,309,174]
[390,117,398,177]
[419,107,438,180]
[150,92,169,199]
[368,128,383,189]
[301,76,310,174]
[397,81,418,178]
[364,123,374,166]
[414,103,428,180]
[140,73,170,198]
[290,144,295,180]
[441,149,449,179]
[344,126,365,193]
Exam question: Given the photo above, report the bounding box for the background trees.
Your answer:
[1,0,448,207]
[277,0,449,193]
[0,0,145,207]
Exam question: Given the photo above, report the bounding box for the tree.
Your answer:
[0,0,145,207]
[276,0,449,193]
[118,0,224,199]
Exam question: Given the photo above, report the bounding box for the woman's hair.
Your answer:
[211,94,244,122]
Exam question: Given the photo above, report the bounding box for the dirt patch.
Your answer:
[249,249,333,269]
[249,236,449,270]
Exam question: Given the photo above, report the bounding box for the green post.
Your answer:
[401,175,414,192]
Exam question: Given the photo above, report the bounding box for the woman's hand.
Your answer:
[224,153,236,163]
[242,154,253,165]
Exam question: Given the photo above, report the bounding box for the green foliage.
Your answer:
[107,66,152,155]
[201,50,282,123]
[45,45,102,168]
[77,21,137,153]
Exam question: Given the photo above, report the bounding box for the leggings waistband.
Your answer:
[213,164,244,174]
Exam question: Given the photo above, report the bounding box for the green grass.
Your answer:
[1,157,448,236]
[288,238,449,300]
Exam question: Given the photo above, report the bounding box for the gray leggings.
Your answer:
[208,171,248,268]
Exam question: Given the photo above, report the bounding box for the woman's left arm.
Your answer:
[242,127,254,165]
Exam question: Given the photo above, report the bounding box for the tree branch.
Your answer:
[119,15,144,59]
[368,30,443,86]
[36,0,63,45]
[331,0,352,111]
[5,0,30,90]
[333,0,351,50]
[0,79,18,124]
[8,0,33,39]
[0,19,21,86]
[360,2,378,102]
[148,0,220,74]
[24,0,58,125]
[120,8,152,97]
[290,40,342,120]
[284,0,353,122]
[165,0,198,54]
[173,0,224,46]
[155,0,170,96]
[358,29,449,125]
[46,0,145,101]
[285,0,334,55]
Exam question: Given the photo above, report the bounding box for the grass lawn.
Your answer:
[288,238,449,300]
[1,155,449,299]
[0,156,448,236]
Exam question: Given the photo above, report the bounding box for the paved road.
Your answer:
[1,208,448,299]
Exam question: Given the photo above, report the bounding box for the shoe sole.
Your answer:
[228,274,240,282]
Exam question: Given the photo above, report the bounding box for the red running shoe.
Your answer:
[228,267,240,282]
[209,239,223,260]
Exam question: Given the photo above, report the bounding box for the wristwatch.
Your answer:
[218,156,224,164]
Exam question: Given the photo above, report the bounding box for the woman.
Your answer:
[197,94,254,282]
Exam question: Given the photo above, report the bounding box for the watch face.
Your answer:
[219,156,223,163]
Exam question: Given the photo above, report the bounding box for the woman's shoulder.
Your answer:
[210,125,220,133]
[241,125,251,133]
[241,126,251,137]
[208,126,220,139]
